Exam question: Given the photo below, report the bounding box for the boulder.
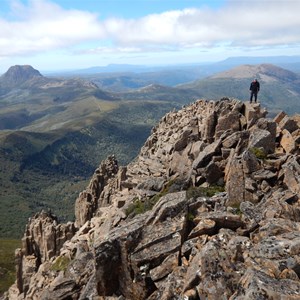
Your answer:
[248,128,275,154]
[279,115,299,133]
[280,128,296,153]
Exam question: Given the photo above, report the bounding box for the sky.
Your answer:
[0,0,300,72]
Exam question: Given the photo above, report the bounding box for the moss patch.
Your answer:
[50,256,70,272]
[187,185,225,199]
[125,179,182,218]
[249,147,267,160]
[125,195,161,217]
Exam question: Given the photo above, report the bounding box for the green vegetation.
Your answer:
[50,255,70,272]
[187,185,225,200]
[125,179,178,217]
[126,182,225,218]
[249,147,267,160]
[0,239,21,295]
[231,203,242,215]
[126,198,148,217]
[125,194,163,218]
[186,212,195,221]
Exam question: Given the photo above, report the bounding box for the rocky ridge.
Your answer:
[4,98,300,299]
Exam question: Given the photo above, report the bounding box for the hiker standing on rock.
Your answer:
[249,78,260,103]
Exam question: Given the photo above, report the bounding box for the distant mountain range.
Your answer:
[43,55,300,92]
[1,61,300,140]
[0,61,300,238]
[48,55,300,75]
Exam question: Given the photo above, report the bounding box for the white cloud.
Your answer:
[0,0,300,58]
[104,1,300,50]
[81,46,143,54]
[0,0,105,56]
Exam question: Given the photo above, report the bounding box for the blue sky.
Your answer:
[0,0,299,72]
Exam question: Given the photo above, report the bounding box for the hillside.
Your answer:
[77,67,209,92]
[0,65,118,130]
[210,64,299,82]
[216,55,300,73]
[0,65,194,238]
[0,100,180,238]
[118,84,200,102]
[4,99,300,299]
[178,64,300,115]
[1,63,300,238]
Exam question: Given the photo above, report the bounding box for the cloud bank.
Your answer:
[0,0,299,58]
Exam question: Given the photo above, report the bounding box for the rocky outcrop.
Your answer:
[74,155,119,227]
[4,98,300,300]
[13,211,76,297]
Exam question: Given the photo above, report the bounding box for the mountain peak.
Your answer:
[1,65,43,86]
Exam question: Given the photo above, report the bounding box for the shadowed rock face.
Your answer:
[5,98,300,300]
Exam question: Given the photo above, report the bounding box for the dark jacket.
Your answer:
[250,80,260,93]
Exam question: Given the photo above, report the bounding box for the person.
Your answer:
[249,79,260,103]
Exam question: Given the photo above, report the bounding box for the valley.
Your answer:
[0,239,21,295]
[0,99,178,238]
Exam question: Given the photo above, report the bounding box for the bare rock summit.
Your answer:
[4,98,300,300]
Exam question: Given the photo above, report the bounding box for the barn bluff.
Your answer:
[4,98,300,299]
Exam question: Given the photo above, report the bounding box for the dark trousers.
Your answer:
[250,91,258,103]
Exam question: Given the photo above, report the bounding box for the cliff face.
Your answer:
[4,98,300,299]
